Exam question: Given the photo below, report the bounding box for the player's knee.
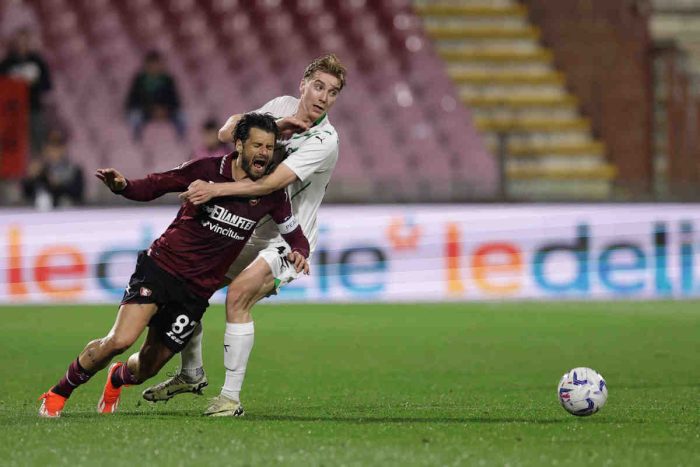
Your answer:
[226,282,256,312]
[104,334,135,355]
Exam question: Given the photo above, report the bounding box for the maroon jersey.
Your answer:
[120,153,309,298]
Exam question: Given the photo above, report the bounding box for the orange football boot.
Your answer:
[97,362,128,414]
[38,390,67,418]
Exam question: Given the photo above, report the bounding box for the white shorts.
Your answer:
[225,239,300,294]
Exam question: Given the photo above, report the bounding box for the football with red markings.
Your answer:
[557,367,608,416]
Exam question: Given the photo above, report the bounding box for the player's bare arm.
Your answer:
[218,114,243,143]
[180,163,298,205]
[95,168,127,192]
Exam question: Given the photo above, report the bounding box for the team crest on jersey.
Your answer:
[140,287,152,297]
[249,198,260,206]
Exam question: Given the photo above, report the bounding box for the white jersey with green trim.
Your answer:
[251,95,339,255]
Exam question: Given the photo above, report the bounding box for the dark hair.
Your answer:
[233,113,279,144]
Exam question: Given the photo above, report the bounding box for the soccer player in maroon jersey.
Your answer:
[38,113,310,418]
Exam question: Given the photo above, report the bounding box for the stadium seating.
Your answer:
[414,0,616,200]
[18,0,498,203]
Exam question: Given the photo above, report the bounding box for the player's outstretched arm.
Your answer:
[180,164,299,205]
[98,159,203,202]
[95,168,127,193]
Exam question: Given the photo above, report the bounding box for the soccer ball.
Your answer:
[557,367,608,416]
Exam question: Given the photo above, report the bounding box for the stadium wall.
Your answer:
[2,204,700,304]
[524,0,654,196]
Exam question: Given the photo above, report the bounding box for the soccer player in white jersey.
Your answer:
[142,54,346,416]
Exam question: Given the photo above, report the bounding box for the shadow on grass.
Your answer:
[246,415,570,425]
[55,411,570,425]
[11,411,675,426]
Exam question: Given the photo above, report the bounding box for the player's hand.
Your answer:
[95,168,127,192]
[179,179,217,205]
[287,251,310,275]
[277,116,310,140]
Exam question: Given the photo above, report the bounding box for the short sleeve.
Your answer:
[282,133,338,183]
[255,96,293,118]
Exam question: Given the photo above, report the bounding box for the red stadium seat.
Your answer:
[141,122,189,171]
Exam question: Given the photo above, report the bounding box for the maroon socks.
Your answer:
[110,362,138,388]
[52,358,93,398]
[51,358,138,398]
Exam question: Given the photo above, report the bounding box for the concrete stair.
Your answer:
[414,0,615,200]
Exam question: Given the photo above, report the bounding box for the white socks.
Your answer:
[180,322,204,381]
[221,321,255,402]
[178,321,255,399]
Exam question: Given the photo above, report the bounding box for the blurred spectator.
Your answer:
[193,118,230,159]
[0,27,52,157]
[21,129,83,210]
[125,50,185,141]
[0,0,39,38]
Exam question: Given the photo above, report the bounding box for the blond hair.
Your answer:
[303,53,347,91]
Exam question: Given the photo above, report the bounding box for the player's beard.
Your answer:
[240,149,268,181]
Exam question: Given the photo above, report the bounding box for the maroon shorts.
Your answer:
[122,250,208,352]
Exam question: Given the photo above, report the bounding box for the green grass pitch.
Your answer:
[0,302,698,466]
